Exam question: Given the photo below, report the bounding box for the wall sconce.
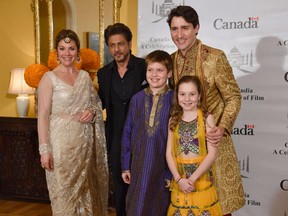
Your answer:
[8,68,35,117]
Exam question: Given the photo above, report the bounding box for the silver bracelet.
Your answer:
[39,143,50,155]
[85,104,96,114]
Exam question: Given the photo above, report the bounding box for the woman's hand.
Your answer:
[80,109,95,123]
[40,153,54,171]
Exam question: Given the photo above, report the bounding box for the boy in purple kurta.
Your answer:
[121,50,173,216]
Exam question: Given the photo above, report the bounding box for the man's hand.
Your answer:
[206,126,225,146]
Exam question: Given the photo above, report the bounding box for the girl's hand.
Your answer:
[40,153,54,171]
[178,178,195,194]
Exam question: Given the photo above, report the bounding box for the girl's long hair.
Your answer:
[169,75,207,131]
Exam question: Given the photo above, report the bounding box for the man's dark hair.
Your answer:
[167,6,199,28]
[104,23,132,45]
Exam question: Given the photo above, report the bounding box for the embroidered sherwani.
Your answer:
[170,40,245,214]
[121,86,173,216]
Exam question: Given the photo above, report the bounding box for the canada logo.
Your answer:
[232,124,255,135]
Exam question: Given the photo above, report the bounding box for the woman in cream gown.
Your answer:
[37,29,108,216]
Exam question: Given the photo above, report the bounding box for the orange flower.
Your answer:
[80,48,100,72]
[47,49,58,70]
[24,64,49,88]
[47,49,82,70]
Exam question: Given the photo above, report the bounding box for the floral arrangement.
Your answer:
[25,48,100,88]
[80,48,100,72]
[24,64,50,88]
[47,49,58,70]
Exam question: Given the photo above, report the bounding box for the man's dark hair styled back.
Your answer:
[167,6,199,28]
[104,23,133,45]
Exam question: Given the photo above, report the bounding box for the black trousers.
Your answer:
[110,155,128,216]
[109,133,128,216]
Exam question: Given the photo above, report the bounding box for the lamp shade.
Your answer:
[8,68,34,95]
[8,68,34,117]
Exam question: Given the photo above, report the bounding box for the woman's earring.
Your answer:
[76,53,81,64]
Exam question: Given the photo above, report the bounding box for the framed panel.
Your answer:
[87,32,113,65]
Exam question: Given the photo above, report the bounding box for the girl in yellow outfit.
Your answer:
[166,76,222,216]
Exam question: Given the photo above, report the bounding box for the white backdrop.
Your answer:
[138,1,288,215]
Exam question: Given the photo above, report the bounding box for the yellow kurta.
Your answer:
[170,40,245,214]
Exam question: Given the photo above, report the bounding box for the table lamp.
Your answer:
[8,68,35,117]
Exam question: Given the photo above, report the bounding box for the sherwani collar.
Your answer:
[145,85,170,127]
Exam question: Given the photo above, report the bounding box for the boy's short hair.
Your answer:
[145,50,173,71]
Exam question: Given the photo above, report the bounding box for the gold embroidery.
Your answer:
[148,94,159,127]
[145,86,169,135]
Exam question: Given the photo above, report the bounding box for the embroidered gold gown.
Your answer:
[38,71,108,216]
[170,40,245,214]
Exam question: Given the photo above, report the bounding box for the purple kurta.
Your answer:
[121,87,173,216]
